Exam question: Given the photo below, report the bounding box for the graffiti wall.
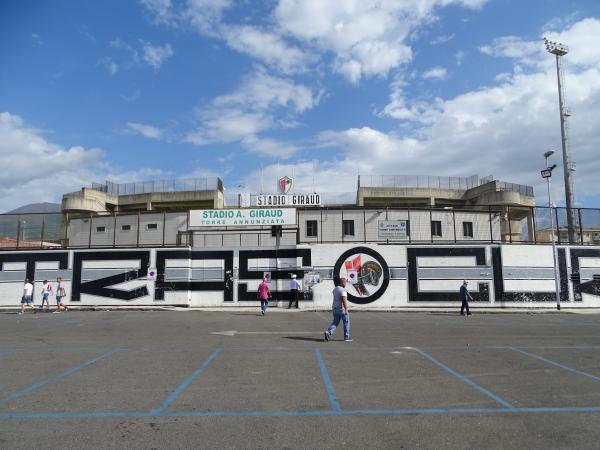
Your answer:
[1,244,599,308]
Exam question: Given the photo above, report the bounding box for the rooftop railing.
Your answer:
[360,174,533,196]
[89,177,223,196]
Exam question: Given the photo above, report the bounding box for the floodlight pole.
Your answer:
[544,151,561,310]
[544,38,576,243]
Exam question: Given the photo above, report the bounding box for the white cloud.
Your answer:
[241,135,299,158]
[221,25,313,74]
[430,33,455,45]
[142,0,486,82]
[0,112,165,211]
[30,33,44,46]
[422,66,448,80]
[126,122,163,139]
[98,57,119,75]
[274,0,486,82]
[185,70,322,155]
[478,36,540,63]
[140,0,175,25]
[298,18,600,206]
[183,0,234,36]
[141,41,174,70]
[0,112,103,210]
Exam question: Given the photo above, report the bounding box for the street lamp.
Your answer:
[541,150,560,310]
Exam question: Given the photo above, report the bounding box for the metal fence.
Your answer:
[89,177,223,196]
[359,174,534,196]
[0,206,599,250]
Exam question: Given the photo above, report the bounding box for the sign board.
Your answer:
[256,194,321,207]
[190,208,297,227]
[147,268,157,280]
[378,220,408,239]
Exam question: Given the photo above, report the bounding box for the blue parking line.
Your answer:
[315,347,340,412]
[0,348,16,356]
[2,406,600,420]
[413,347,515,409]
[511,347,600,381]
[150,348,221,414]
[0,348,120,405]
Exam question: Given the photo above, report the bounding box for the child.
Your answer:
[40,280,52,312]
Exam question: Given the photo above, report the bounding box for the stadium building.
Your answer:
[0,174,599,310]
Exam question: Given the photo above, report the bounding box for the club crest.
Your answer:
[279,176,293,194]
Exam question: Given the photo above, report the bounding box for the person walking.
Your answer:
[39,280,53,312]
[19,278,35,314]
[460,280,473,316]
[257,277,272,316]
[288,274,300,309]
[53,277,68,313]
[324,277,352,342]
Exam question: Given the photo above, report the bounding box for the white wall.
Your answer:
[1,244,599,308]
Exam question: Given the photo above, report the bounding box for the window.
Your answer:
[95,226,106,233]
[121,224,131,232]
[431,220,442,237]
[462,221,473,238]
[306,220,318,237]
[146,223,158,231]
[343,220,355,237]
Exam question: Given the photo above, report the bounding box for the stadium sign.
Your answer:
[190,208,297,227]
[256,194,321,207]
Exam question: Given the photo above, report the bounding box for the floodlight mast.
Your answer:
[544,37,576,243]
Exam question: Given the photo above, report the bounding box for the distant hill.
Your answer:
[5,202,61,214]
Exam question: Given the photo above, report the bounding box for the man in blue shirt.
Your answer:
[460,280,473,316]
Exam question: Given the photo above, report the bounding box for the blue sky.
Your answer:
[1,0,600,211]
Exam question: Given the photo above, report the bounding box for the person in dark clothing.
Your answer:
[460,280,473,315]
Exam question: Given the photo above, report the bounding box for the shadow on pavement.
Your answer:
[281,336,324,342]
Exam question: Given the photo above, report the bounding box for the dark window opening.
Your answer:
[343,220,355,236]
[463,221,474,238]
[306,220,318,237]
[431,220,442,237]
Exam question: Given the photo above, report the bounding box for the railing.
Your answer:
[89,177,223,196]
[360,175,480,190]
[360,174,533,196]
[498,182,534,197]
[0,206,599,250]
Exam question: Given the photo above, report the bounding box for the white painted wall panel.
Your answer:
[503,279,556,291]
[417,256,477,267]
[501,245,554,267]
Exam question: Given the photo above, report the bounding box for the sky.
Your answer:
[1,0,600,211]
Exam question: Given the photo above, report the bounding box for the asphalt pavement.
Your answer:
[1,309,600,449]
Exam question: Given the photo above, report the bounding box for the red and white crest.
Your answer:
[278,176,293,194]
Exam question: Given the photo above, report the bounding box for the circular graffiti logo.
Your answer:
[333,247,389,304]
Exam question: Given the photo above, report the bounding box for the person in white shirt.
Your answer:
[19,279,35,314]
[288,274,301,308]
[323,277,352,342]
[40,280,53,312]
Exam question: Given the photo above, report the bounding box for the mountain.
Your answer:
[5,202,61,214]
